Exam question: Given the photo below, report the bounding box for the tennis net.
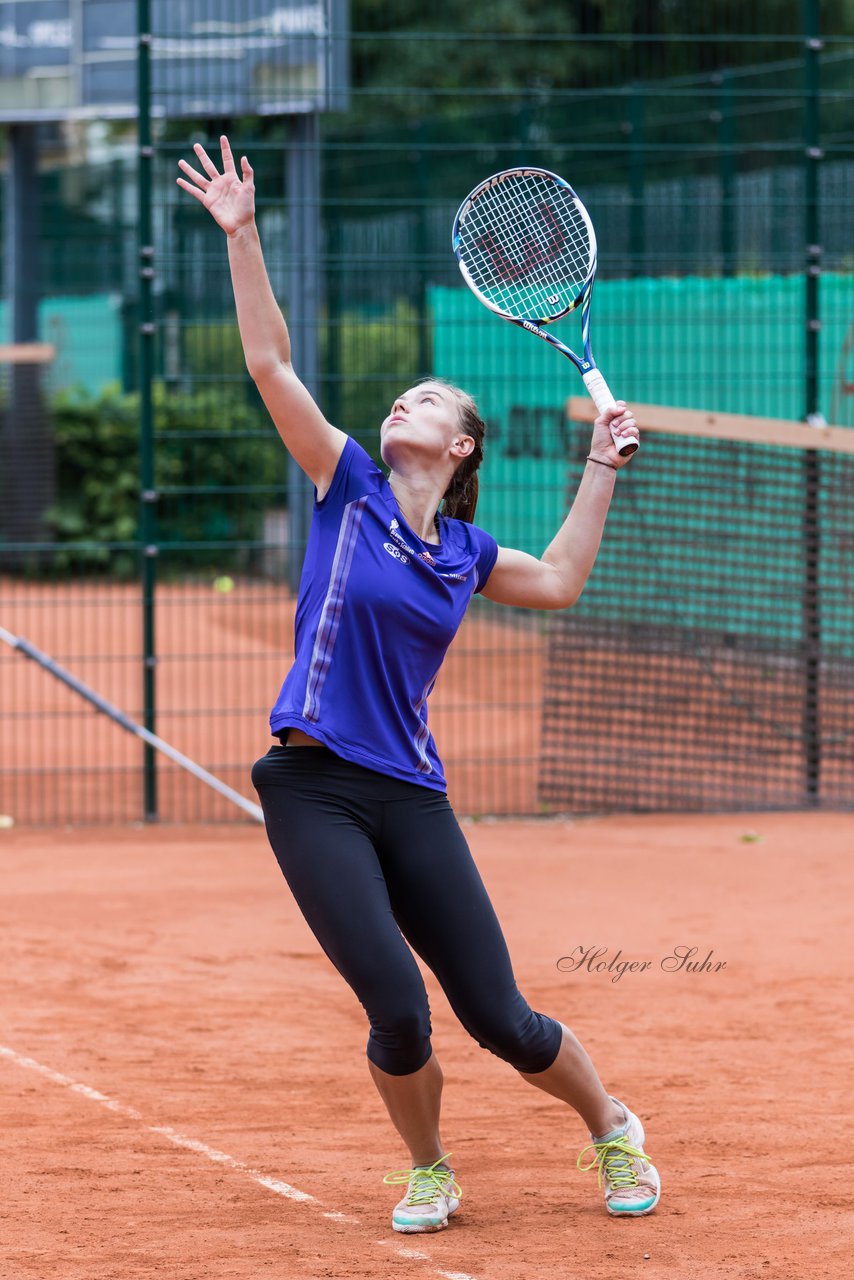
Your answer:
[539,401,854,813]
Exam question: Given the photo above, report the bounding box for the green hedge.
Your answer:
[32,300,424,578]
[182,299,426,437]
[45,382,284,577]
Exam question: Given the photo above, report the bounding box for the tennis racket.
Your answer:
[452,166,637,457]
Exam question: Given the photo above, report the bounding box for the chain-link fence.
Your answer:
[1,3,853,823]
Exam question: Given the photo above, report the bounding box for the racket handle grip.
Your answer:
[582,369,639,457]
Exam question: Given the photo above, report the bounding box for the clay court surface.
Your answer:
[2,810,850,1280]
[0,578,547,824]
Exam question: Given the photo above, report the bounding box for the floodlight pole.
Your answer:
[3,124,53,544]
[4,127,39,348]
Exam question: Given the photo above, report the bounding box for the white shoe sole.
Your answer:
[606,1178,662,1216]
[392,1198,461,1233]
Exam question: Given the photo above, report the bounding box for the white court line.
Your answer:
[0,1046,311,1203]
[0,1043,480,1280]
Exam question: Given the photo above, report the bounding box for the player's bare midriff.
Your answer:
[284,728,326,747]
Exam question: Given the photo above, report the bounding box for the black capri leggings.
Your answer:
[251,744,563,1077]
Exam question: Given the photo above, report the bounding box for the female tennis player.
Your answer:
[178,136,659,1233]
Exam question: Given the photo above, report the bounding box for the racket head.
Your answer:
[452,167,597,326]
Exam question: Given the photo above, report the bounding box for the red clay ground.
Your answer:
[0,578,545,824]
[1,811,851,1280]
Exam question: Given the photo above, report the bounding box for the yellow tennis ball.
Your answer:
[0,814,15,829]
[213,576,235,594]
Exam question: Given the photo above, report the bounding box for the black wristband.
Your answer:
[586,455,618,471]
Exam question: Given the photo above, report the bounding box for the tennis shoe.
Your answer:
[576,1096,661,1216]
[382,1153,461,1233]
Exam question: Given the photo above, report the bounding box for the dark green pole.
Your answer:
[286,112,321,594]
[804,6,821,421]
[415,117,430,377]
[513,95,530,170]
[326,212,342,428]
[628,85,645,277]
[717,69,736,276]
[138,0,158,820]
[802,0,822,806]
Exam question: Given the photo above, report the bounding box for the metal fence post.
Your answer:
[802,0,822,807]
[286,112,321,593]
[628,84,645,276]
[718,69,736,275]
[138,0,158,820]
[415,117,430,376]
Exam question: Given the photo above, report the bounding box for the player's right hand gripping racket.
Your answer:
[452,166,637,457]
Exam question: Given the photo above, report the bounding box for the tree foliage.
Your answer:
[347,0,854,120]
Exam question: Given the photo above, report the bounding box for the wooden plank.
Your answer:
[566,398,854,455]
[0,343,55,365]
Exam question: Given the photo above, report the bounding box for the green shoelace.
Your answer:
[382,1153,462,1205]
[576,1134,650,1190]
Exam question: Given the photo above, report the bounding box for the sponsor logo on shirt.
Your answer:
[383,542,409,564]
[386,516,468,581]
[388,518,417,557]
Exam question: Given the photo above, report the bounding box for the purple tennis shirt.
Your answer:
[269,434,499,790]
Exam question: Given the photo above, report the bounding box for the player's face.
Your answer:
[380,384,471,468]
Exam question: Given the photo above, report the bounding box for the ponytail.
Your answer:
[417,378,486,524]
[441,466,480,524]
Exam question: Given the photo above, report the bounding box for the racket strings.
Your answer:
[457,172,593,321]
[466,183,586,315]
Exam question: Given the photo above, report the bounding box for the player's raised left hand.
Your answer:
[176,135,255,238]
[589,402,639,468]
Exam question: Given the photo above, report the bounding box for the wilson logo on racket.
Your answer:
[452,165,639,457]
[475,203,564,283]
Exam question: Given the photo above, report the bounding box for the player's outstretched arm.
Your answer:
[176,134,346,492]
[480,402,637,610]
